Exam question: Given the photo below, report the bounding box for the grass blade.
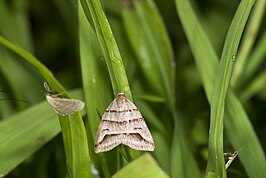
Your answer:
[206,0,254,176]
[81,0,132,99]
[0,102,60,177]
[239,29,266,89]
[121,1,200,177]
[59,112,91,178]
[240,70,266,101]
[0,89,83,176]
[121,0,174,98]
[175,0,266,177]
[133,0,174,103]
[0,35,91,178]
[81,0,141,160]
[0,1,41,110]
[231,0,266,87]
[79,2,112,176]
[112,154,169,178]
[225,92,266,177]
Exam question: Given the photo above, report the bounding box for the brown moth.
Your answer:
[44,82,85,116]
[94,92,155,153]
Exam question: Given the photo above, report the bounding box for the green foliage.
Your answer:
[0,0,266,178]
[112,154,169,178]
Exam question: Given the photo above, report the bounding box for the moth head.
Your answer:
[117,93,126,97]
[116,92,126,108]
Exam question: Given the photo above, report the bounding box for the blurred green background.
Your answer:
[0,0,266,177]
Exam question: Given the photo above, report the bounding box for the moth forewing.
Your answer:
[44,82,85,116]
[94,92,155,153]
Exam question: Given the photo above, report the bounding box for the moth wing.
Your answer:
[123,99,138,110]
[102,98,141,122]
[129,118,155,144]
[94,119,108,145]
[94,134,123,153]
[46,95,85,116]
[122,99,154,142]
[94,93,155,153]
[121,133,155,151]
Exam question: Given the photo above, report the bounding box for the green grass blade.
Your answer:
[0,47,41,109]
[79,0,112,141]
[108,15,137,82]
[0,89,83,176]
[0,1,33,52]
[175,1,218,177]
[120,0,172,141]
[225,92,266,177]
[175,1,218,101]
[81,0,140,160]
[79,0,95,31]
[122,1,200,177]
[171,124,201,178]
[81,0,132,99]
[135,99,168,137]
[240,70,266,101]
[134,99,171,172]
[133,0,174,100]
[0,103,60,177]
[175,0,266,177]
[121,0,174,98]
[59,113,91,178]
[240,29,266,88]
[112,154,169,178]
[0,35,65,95]
[0,35,91,178]
[232,0,266,87]
[79,2,111,177]
[121,6,164,96]
[0,1,41,110]
[206,0,254,176]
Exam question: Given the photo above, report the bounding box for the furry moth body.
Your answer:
[94,93,155,153]
[44,82,85,116]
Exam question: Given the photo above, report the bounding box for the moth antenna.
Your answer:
[43,82,51,92]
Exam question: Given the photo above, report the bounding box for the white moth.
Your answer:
[224,151,238,169]
[44,82,85,116]
[94,92,155,153]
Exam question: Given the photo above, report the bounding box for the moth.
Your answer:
[224,151,238,169]
[94,92,155,153]
[44,82,85,116]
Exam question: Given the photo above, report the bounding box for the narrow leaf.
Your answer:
[112,154,169,178]
[175,0,266,177]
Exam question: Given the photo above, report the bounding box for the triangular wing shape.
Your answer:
[121,133,154,151]
[94,134,123,153]
[94,93,155,153]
